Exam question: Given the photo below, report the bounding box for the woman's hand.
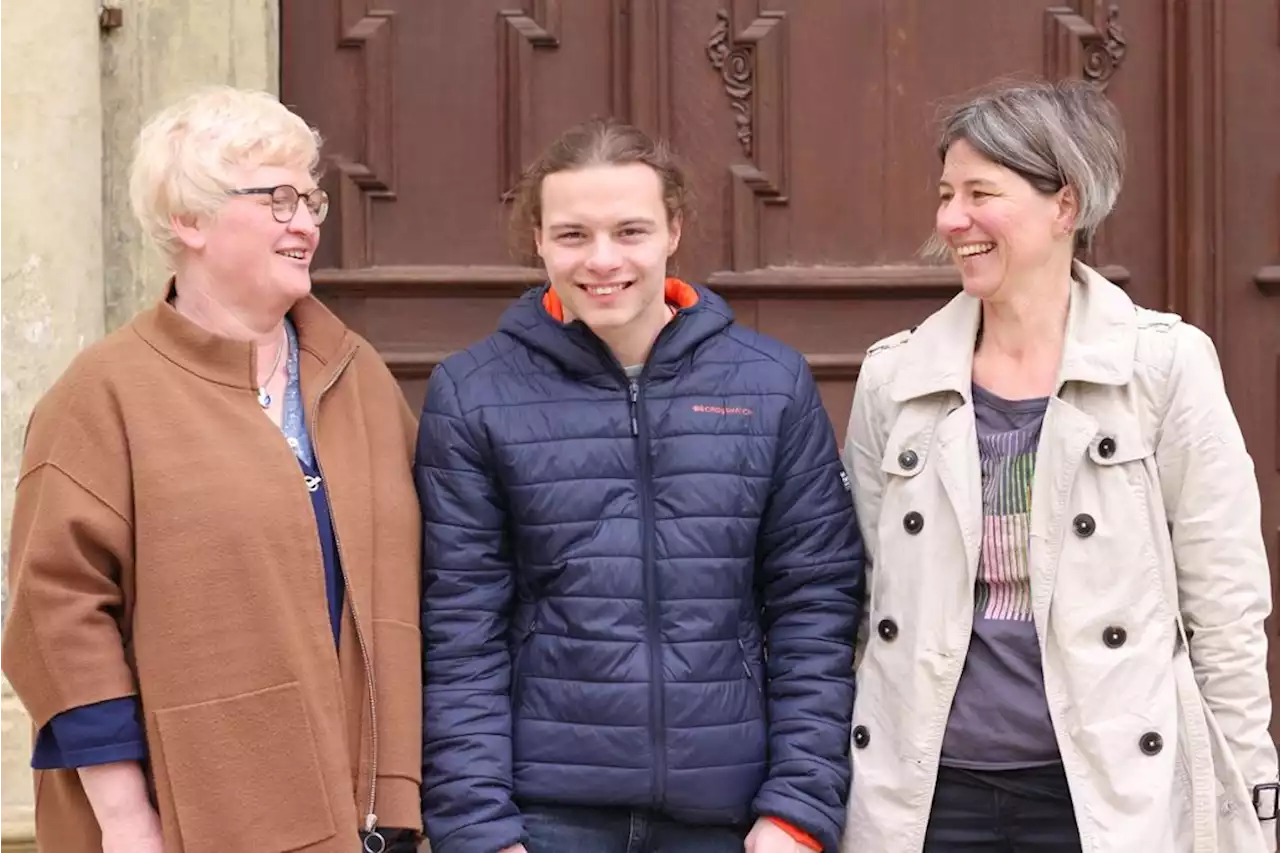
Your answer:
[77,761,164,853]
[98,807,164,853]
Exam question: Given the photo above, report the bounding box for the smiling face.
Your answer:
[535,162,681,356]
[936,138,1076,301]
[174,163,321,322]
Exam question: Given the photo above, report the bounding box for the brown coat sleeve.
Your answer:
[2,367,138,729]
[2,462,137,727]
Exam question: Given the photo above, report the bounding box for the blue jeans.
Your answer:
[924,764,1082,852]
[521,803,749,853]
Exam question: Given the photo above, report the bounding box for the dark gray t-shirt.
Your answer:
[939,383,1060,769]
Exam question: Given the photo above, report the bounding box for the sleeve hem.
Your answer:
[33,740,146,770]
[766,816,823,850]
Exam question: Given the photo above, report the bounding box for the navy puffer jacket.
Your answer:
[417,281,864,853]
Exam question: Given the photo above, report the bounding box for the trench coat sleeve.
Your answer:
[415,364,524,853]
[753,362,864,853]
[1155,324,1279,828]
[842,354,892,661]
[1,459,137,731]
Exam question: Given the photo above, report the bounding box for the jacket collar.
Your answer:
[500,278,733,382]
[133,280,355,392]
[889,261,1137,403]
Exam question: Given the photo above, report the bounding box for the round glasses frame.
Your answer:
[227,184,330,225]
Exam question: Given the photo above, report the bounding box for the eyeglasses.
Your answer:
[227,184,330,225]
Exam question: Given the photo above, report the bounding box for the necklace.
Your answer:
[256,328,287,408]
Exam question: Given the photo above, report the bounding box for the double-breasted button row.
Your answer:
[1139,731,1163,755]
[903,508,1107,538]
[1067,437,1114,544]
[1102,626,1127,648]
[853,725,870,748]
[877,618,898,641]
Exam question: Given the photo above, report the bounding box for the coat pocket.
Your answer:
[154,681,337,853]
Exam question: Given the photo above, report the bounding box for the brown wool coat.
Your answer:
[1,293,424,853]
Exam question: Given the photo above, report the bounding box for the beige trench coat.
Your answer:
[841,263,1277,852]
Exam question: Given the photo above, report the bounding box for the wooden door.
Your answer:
[283,0,1280,737]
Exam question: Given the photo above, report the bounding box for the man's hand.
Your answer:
[745,818,817,853]
[498,845,528,853]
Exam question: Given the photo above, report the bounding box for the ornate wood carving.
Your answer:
[498,1,561,201]
[706,10,755,156]
[705,4,789,272]
[328,0,397,268]
[1045,2,1128,89]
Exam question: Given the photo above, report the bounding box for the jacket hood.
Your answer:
[497,277,734,383]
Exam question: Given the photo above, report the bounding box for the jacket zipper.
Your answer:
[587,312,681,808]
[630,375,666,805]
[511,618,539,711]
[308,347,382,838]
[629,313,684,807]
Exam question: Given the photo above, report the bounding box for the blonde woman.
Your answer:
[2,87,423,853]
[843,80,1277,852]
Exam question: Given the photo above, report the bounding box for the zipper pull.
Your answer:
[365,813,377,833]
[362,826,386,853]
[738,639,755,682]
[628,381,639,436]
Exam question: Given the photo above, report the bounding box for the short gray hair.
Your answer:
[928,79,1125,256]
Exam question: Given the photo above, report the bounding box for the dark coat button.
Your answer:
[1098,437,1117,459]
[903,511,924,534]
[877,619,899,641]
[897,449,919,470]
[1103,626,1127,648]
[1139,732,1163,755]
[1072,513,1096,537]
[853,725,870,748]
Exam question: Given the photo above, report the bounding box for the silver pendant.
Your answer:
[257,387,271,408]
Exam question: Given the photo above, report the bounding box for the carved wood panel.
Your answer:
[1045,2,1128,89]
[703,4,788,276]
[326,0,396,269]
[497,4,559,201]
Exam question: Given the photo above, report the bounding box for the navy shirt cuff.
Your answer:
[32,696,147,770]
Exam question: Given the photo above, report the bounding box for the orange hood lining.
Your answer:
[542,277,698,323]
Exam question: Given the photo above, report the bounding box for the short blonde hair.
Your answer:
[129,86,323,264]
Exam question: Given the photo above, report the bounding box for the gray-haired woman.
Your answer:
[841,80,1277,852]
